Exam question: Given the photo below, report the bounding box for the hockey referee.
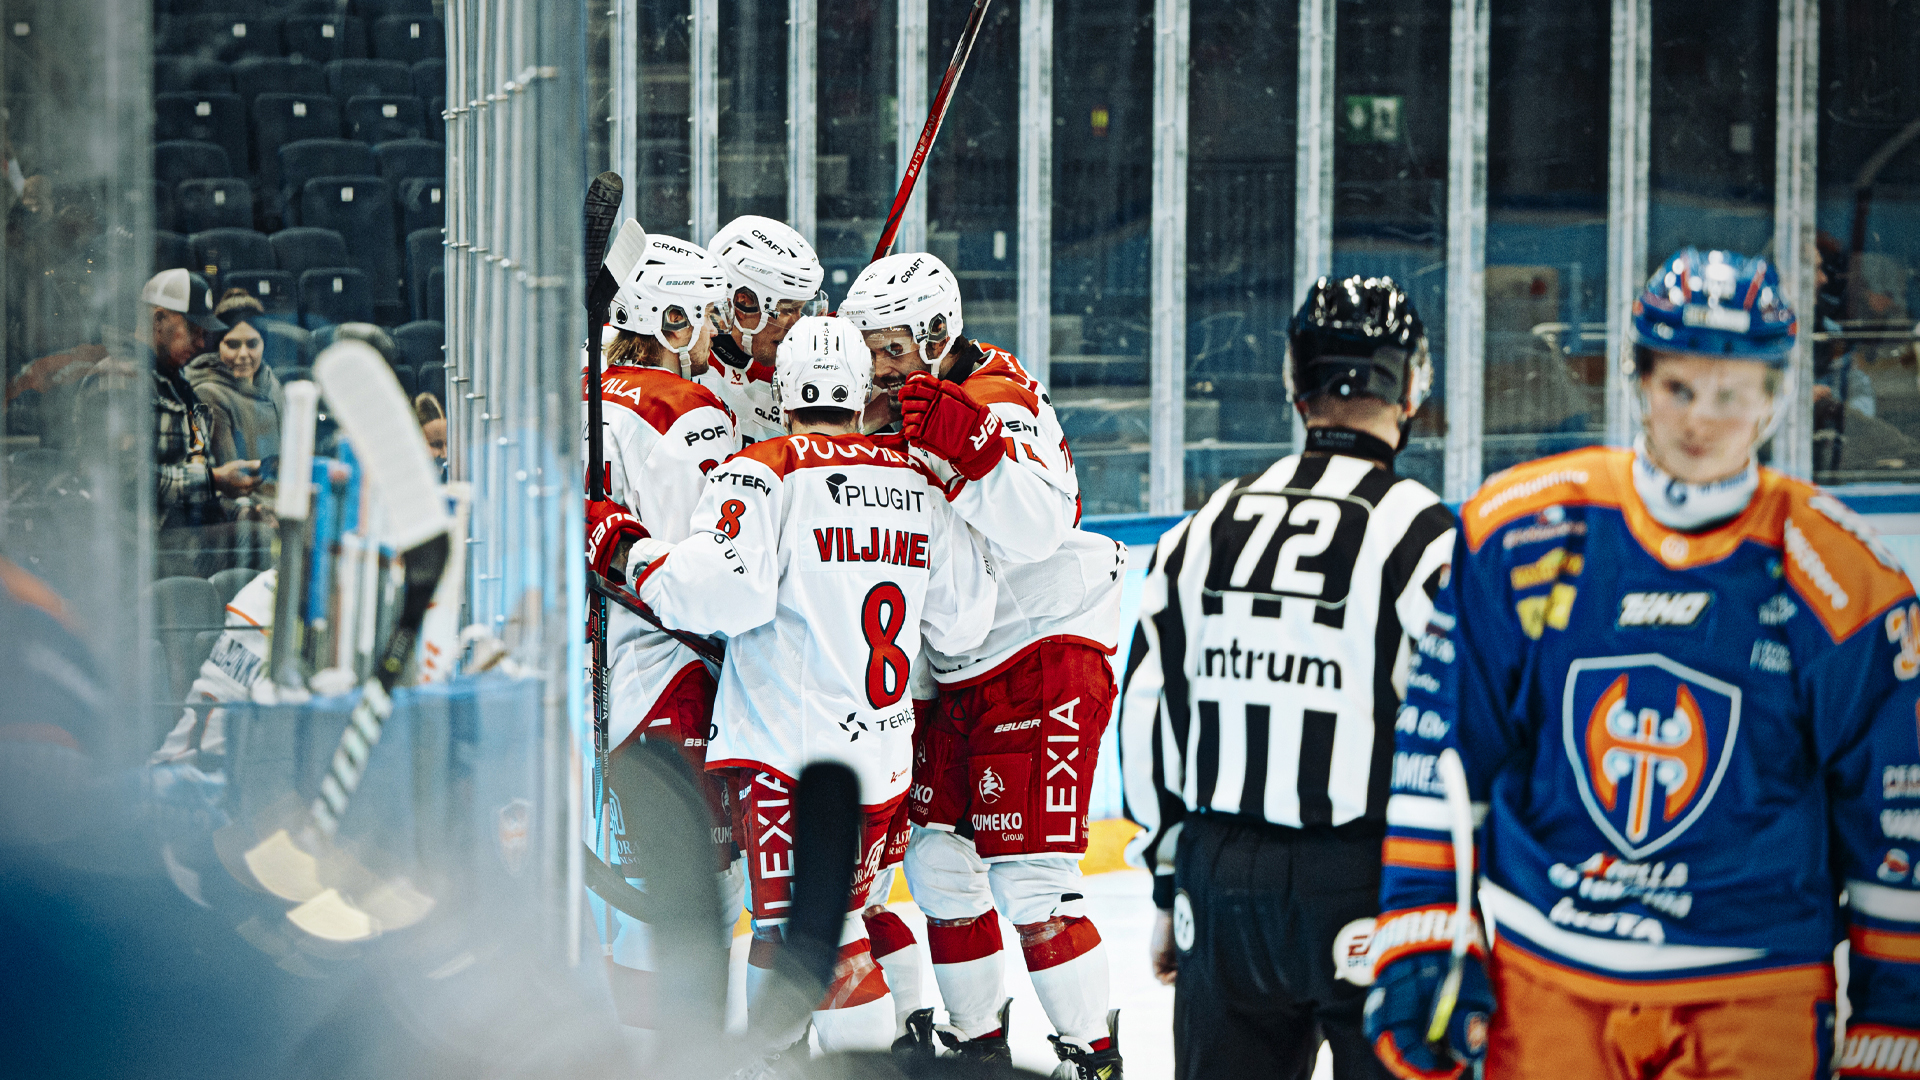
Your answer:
[1117,277,1456,1080]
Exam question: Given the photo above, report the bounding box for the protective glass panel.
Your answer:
[814,0,896,306]
[1052,0,1153,516]
[924,0,1018,345]
[1183,0,1296,507]
[641,0,696,235]
[1331,0,1447,492]
[1647,1,1776,266]
[1482,0,1609,476]
[717,0,787,224]
[1812,0,1920,482]
[3,0,151,757]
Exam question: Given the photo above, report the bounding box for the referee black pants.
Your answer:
[1172,813,1391,1080]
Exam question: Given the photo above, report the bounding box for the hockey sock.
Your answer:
[811,921,893,1052]
[744,923,782,1021]
[863,909,924,1035]
[926,912,1007,1040]
[1016,912,1111,1049]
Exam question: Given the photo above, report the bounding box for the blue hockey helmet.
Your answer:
[1629,248,1797,366]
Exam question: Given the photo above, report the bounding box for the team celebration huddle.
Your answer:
[579,198,1920,1080]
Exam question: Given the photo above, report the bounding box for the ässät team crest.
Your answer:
[1561,654,1741,859]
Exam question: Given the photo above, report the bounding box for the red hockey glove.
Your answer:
[586,499,648,583]
[899,372,1005,481]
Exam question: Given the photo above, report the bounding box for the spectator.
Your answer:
[187,290,285,466]
[414,391,446,472]
[76,269,257,575]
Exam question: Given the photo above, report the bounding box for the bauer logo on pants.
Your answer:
[1562,654,1742,860]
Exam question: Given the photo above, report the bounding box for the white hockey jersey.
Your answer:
[151,568,275,762]
[585,363,741,744]
[912,342,1127,686]
[697,341,785,445]
[636,432,996,802]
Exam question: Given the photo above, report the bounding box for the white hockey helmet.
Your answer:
[603,220,730,377]
[772,316,871,422]
[707,215,828,349]
[839,251,964,366]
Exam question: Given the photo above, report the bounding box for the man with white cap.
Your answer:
[79,269,258,571]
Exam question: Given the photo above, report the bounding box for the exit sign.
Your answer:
[1341,95,1402,144]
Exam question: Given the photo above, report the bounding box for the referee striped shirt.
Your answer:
[1117,446,1456,892]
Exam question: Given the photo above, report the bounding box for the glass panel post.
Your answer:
[788,0,817,242]
[1148,0,1188,515]
[895,0,929,256]
[609,0,640,222]
[1771,0,1818,478]
[1293,0,1336,455]
[1444,0,1489,500]
[690,0,719,242]
[1604,0,1650,448]
[1018,0,1053,379]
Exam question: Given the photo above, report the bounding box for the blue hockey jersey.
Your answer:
[1377,445,1920,1051]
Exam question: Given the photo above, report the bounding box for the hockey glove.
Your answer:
[1364,947,1495,1080]
[899,372,1005,481]
[623,537,674,586]
[586,499,648,583]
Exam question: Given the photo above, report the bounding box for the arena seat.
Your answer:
[154,56,232,94]
[252,95,343,191]
[191,228,276,282]
[284,15,367,64]
[326,58,411,103]
[397,176,444,235]
[270,226,350,278]
[346,95,427,143]
[370,15,443,65]
[154,92,248,178]
[298,268,376,329]
[392,320,445,374]
[299,177,399,306]
[154,230,194,274]
[373,138,443,185]
[230,57,329,104]
[220,269,299,319]
[154,140,231,187]
[411,59,445,100]
[176,179,254,233]
[276,138,375,217]
[404,229,442,321]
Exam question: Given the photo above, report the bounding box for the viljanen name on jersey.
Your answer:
[812,526,931,568]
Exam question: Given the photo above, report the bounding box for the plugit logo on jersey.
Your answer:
[1562,654,1742,859]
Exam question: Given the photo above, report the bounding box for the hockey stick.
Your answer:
[588,568,725,669]
[1425,747,1478,1048]
[244,342,451,908]
[265,380,320,694]
[870,0,994,261]
[584,171,624,823]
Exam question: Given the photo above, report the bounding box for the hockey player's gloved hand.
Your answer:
[899,372,1005,481]
[586,499,648,583]
[624,537,674,585]
[1364,948,1495,1080]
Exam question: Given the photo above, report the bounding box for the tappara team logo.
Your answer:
[1562,654,1742,859]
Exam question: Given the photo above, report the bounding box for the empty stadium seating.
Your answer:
[141,4,446,339]
[393,320,445,373]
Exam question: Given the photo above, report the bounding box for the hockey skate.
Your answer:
[1047,1009,1121,1080]
[892,1007,937,1057]
[935,998,1012,1065]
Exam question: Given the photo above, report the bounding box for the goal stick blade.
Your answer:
[313,340,449,551]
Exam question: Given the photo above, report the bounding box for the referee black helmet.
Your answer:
[1286,275,1432,415]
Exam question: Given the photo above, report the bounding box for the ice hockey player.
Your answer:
[581,222,741,1032]
[1118,276,1455,1080]
[1367,248,1920,1078]
[840,253,1129,1079]
[628,314,996,1054]
[700,215,828,444]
